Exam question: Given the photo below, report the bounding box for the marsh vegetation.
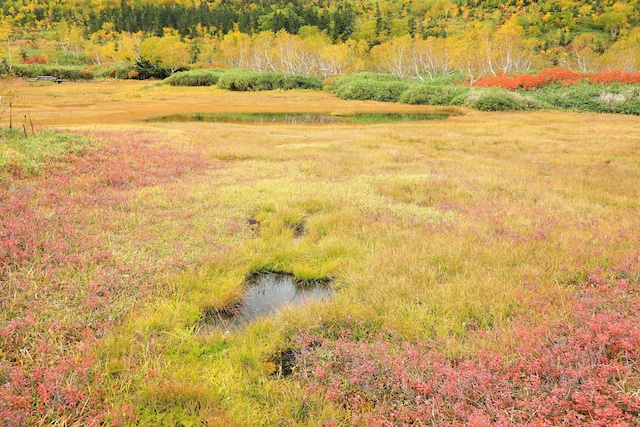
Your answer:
[1,81,639,425]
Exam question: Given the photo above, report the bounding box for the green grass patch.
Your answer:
[0,129,92,179]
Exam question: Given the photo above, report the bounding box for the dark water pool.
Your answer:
[146,111,455,124]
[202,272,333,331]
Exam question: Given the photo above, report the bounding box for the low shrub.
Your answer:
[476,68,586,90]
[400,83,469,106]
[475,68,640,91]
[339,80,410,102]
[280,73,324,90]
[467,88,541,111]
[94,66,136,80]
[164,69,226,86]
[534,83,611,113]
[326,73,413,102]
[328,71,640,114]
[589,70,640,85]
[217,69,322,91]
[10,64,94,80]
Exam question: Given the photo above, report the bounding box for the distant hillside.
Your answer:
[0,0,639,78]
[2,0,638,43]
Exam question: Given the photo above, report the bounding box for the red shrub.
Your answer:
[474,68,640,90]
[475,73,522,90]
[589,70,640,85]
[475,68,586,90]
[537,67,585,85]
[517,73,547,90]
[21,55,48,65]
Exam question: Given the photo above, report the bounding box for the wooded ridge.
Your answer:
[1,0,639,78]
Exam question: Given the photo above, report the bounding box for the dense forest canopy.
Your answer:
[2,0,639,40]
[1,0,639,77]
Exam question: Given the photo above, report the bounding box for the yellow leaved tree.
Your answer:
[450,21,493,84]
[601,28,640,72]
[217,30,252,69]
[566,33,601,72]
[0,19,14,73]
[491,19,536,74]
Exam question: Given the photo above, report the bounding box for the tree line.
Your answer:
[2,0,640,44]
[1,0,640,79]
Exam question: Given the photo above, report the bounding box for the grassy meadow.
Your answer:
[1,79,639,425]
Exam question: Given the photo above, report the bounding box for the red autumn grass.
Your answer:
[1,129,210,424]
[296,254,640,426]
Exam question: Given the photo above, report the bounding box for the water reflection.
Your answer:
[202,273,333,332]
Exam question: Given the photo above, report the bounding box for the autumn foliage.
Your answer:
[0,130,209,424]
[2,84,640,424]
[297,257,640,425]
[476,68,640,90]
[20,55,48,65]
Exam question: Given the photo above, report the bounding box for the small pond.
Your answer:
[202,272,333,332]
[146,111,455,124]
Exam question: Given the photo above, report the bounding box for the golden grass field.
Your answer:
[2,79,640,425]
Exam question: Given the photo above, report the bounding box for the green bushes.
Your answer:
[280,73,324,90]
[465,82,640,114]
[467,88,541,111]
[327,73,471,104]
[326,73,413,102]
[164,69,226,86]
[216,69,323,91]
[9,64,94,80]
[341,80,410,102]
[534,83,640,115]
[325,72,640,115]
[400,83,469,106]
[535,84,604,112]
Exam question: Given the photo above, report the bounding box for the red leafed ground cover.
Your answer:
[296,257,640,426]
[475,68,640,90]
[0,130,209,425]
[2,120,639,425]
